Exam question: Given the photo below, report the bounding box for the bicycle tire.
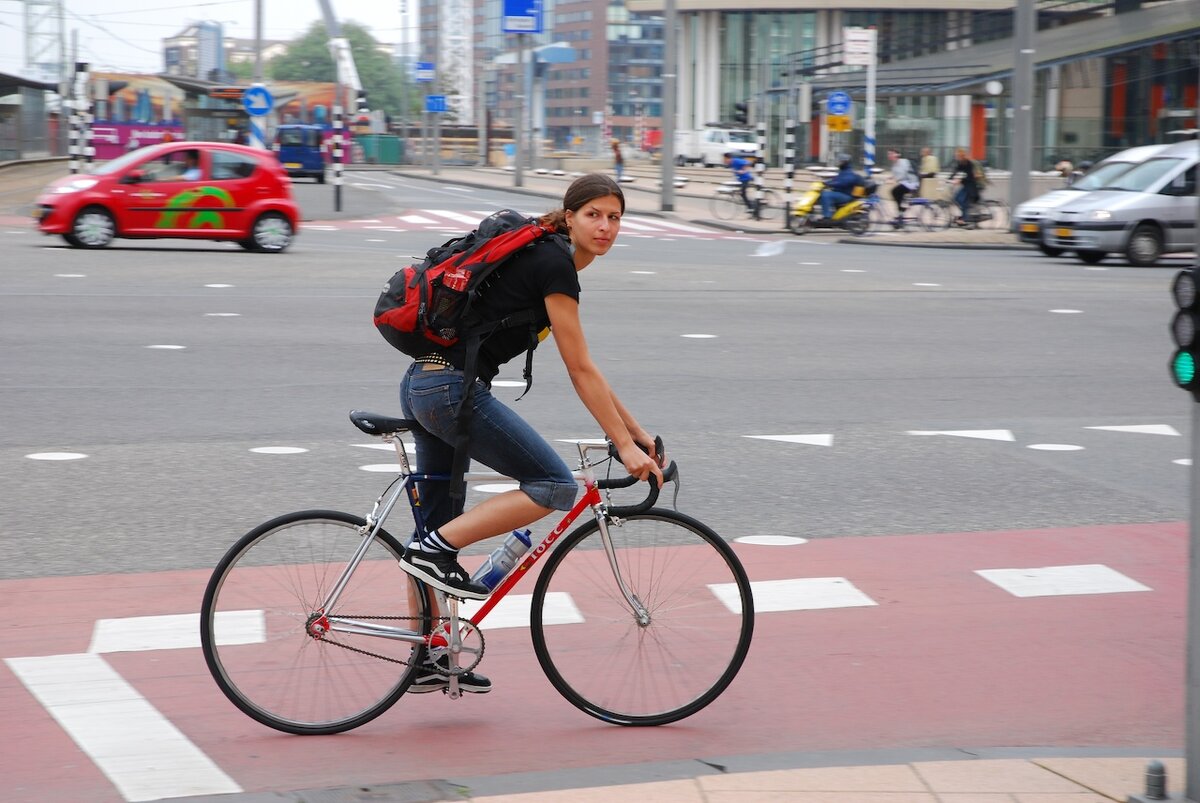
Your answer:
[755,189,780,223]
[200,510,431,735]
[530,509,754,726]
[918,201,949,231]
[710,191,739,221]
[868,202,890,233]
[980,199,1009,230]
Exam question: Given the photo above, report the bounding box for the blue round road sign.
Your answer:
[243,85,274,117]
[826,91,852,116]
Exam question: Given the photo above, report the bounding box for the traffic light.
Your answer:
[733,102,748,125]
[1170,268,1200,397]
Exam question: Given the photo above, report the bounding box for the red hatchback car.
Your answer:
[33,142,301,252]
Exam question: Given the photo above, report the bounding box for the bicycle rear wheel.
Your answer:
[200,510,430,735]
[710,190,739,220]
[531,509,754,726]
[754,189,780,223]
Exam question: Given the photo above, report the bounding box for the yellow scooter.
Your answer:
[787,179,877,235]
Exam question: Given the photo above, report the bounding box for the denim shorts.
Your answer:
[399,364,578,527]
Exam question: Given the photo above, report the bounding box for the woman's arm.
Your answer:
[545,293,662,482]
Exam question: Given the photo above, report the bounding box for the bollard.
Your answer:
[1144,759,1167,800]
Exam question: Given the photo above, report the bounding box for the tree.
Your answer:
[270,21,414,118]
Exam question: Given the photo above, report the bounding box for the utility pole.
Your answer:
[659,0,676,211]
[1009,0,1036,220]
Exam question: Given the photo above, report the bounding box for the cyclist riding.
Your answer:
[723,150,759,219]
[947,147,983,226]
[394,173,664,693]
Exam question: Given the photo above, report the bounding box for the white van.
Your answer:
[1043,139,1198,267]
[1013,144,1173,256]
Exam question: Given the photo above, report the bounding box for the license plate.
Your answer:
[1055,227,1073,238]
[1020,223,1038,234]
[284,162,302,169]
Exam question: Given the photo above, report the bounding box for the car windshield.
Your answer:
[92,149,145,175]
[278,128,320,147]
[727,131,754,143]
[1070,161,1134,191]
[1099,157,1185,192]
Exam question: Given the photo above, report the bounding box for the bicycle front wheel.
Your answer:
[710,191,739,221]
[531,509,754,726]
[980,199,1009,230]
[200,510,431,735]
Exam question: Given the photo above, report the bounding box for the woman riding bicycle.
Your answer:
[395,174,664,690]
[947,147,982,226]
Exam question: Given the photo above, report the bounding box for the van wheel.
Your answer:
[249,212,293,253]
[316,172,326,184]
[1038,242,1064,257]
[69,206,115,248]
[675,155,686,167]
[1076,250,1106,265]
[1126,224,1163,267]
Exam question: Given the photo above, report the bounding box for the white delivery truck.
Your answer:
[674,128,758,167]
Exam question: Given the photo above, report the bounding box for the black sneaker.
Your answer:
[408,657,492,694]
[399,547,489,600]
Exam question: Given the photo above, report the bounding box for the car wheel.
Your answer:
[249,212,293,253]
[1037,242,1064,257]
[70,207,115,248]
[1126,223,1163,267]
[1076,250,1106,265]
[236,238,257,251]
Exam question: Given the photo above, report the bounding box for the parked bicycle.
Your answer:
[200,410,755,733]
[710,182,780,223]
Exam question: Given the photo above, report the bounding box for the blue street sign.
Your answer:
[502,0,543,33]
[425,94,447,113]
[826,91,852,116]
[415,62,435,83]
[243,84,273,117]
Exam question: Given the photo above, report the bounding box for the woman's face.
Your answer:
[566,194,622,263]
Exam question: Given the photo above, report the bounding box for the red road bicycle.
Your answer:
[200,411,754,733]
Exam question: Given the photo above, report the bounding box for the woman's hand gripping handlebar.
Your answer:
[598,436,679,517]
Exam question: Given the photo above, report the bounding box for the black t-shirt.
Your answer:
[440,234,580,383]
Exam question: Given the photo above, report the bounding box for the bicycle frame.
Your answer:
[310,436,648,669]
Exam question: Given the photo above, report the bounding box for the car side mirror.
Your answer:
[121,169,144,185]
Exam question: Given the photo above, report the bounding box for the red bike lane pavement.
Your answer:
[0,521,1184,803]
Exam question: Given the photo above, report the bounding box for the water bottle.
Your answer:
[470,529,532,591]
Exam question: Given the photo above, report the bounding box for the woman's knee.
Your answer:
[520,477,578,511]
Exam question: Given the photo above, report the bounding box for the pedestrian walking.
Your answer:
[611,139,625,182]
[918,146,941,200]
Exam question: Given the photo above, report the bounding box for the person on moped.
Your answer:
[819,156,867,221]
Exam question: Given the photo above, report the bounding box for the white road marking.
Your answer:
[89,611,262,653]
[145,345,186,350]
[249,446,309,454]
[734,535,809,546]
[359,463,406,472]
[1086,424,1180,436]
[5,654,242,802]
[1027,443,1084,451]
[204,313,240,317]
[908,429,1015,441]
[433,210,490,225]
[204,284,233,288]
[745,434,833,447]
[460,592,582,628]
[398,214,437,224]
[711,577,877,614]
[353,442,416,453]
[681,333,717,338]
[1175,459,1192,466]
[976,564,1150,597]
[26,452,87,460]
[1050,309,1083,314]
[55,273,87,277]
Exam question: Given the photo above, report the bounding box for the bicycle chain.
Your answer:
[315,615,486,671]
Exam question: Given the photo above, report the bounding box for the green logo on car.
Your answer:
[155,186,235,229]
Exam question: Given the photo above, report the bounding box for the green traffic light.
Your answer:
[1173,351,1196,386]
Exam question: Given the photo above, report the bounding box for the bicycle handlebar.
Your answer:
[595,436,678,517]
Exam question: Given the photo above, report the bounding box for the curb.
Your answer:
[836,237,1036,250]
